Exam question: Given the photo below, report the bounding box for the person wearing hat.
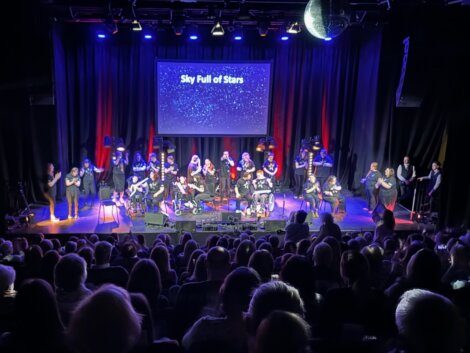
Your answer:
[79,158,104,208]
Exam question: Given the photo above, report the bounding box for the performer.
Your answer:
[44,163,61,222]
[303,174,321,218]
[322,175,345,214]
[235,172,253,215]
[219,151,234,200]
[174,175,193,209]
[237,152,256,179]
[397,155,416,203]
[187,155,202,182]
[202,158,217,196]
[146,171,165,214]
[418,161,442,213]
[294,148,309,199]
[79,158,104,208]
[65,167,81,219]
[147,152,161,177]
[312,148,333,188]
[361,162,382,212]
[112,150,129,205]
[375,167,398,212]
[132,152,147,180]
[188,175,212,205]
[252,169,273,213]
[163,155,179,200]
[128,175,146,208]
[262,152,278,182]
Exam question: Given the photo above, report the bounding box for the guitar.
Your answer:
[129,178,149,197]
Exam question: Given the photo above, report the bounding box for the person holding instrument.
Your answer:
[44,163,61,222]
[219,151,234,200]
[65,167,81,219]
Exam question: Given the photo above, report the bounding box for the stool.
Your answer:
[318,199,333,213]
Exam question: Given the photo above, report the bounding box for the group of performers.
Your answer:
[43,147,441,222]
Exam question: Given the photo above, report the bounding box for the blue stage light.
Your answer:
[189,35,198,40]
[324,37,332,41]
[234,35,242,41]
[144,34,152,39]
[97,33,107,39]
[281,35,289,41]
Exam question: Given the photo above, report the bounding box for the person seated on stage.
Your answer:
[235,172,253,215]
[263,152,278,182]
[132,152,147,180]
[237,152,256,179]
[65,167,81,220]
[188,175,212,207]
[252,170,273,213]
[187,155,202,182]
[147,152,161,176]
[322,175,345,214]
[303,174,321,218]
[128,175,145,206]
[375,167,398,212]
[202,158,217,196]
[79,158,104,208]
[146,171,165,214]
[313,148,334,188]
[174,175,194,209]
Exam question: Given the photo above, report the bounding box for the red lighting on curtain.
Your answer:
[147,121,155,160]
[95,74,112,180]
[321,83,330,152]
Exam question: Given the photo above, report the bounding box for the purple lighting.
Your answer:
[281,35,289,41]
[189,35,198,40]
[97,33,106,39]
[144,34,153,39]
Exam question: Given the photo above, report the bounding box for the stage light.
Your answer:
[188,26,199,40]
[286,21,301,34]
[211,21,225,36]
[257,21,269,37]
[312,135,321,150]
[104,17,118,35]
[172,19,185,36]
[308,152,314,176]
[234,35,242,41]
[144,34,153,39]
[256,143,266,152]
[131,19,142,31]
[281,35,289,41]
[324,37,332,41]
[304,0,350,40]
[115,138,126,152]
[189,35,198,40]
[97,33,107,39]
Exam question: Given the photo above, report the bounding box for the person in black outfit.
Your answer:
[44,163,61,222]
[147,152,161,177]
[396,155,416,203]
[163,155,179,201]
[294,148,308,199]
[237,152,256,179]
[202,158,217,196]
[284,210,310,243]
[303,174,321,217]
[375,167,398,212]
[312,148,333,189]
[132,152,147,180]
[79,158,103,208]
[235,172,253,214]
[322,175,345,214]
[361,162,382,212]
[187,155,202,182]
[146,171,165,213]
[65,167,81,219]
[219,151,234,200]
[188,175,212,207]
[263,152,278,182]
[252,170,273,213]
[112,150,129,205]
[418,161,442,214]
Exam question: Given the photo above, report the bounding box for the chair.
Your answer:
[318,199,334,213]
[98,186,119,225]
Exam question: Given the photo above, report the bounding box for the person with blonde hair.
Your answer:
[65,167,81,219]
[361,162,382,212]
[375,167,398,212]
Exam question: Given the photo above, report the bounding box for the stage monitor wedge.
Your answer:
[144,212,169,226]
[221,212,242,223]
[175,220,197,232]
[264,220,286,232]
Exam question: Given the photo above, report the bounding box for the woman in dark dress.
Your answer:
[375,167,398,212]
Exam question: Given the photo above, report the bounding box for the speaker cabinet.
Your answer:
[144,212,169,226]
[221,212,242,222]
[175,220,196,232]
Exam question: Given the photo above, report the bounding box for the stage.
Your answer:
[7,190,435,241]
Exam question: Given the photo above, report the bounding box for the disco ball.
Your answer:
[304,0,351,40]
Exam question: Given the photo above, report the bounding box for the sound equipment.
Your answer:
[264,220,286,232]
[242,222,258,231]
[175,220,197,232]
[202,223,219,231]
[144,212,168,226]
[221,212,241,223]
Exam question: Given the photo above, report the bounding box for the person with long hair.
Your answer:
[303,174,321,218]
[202,158,217,196]
[44,163,61,222]
[146,171,165,214]
[187,155,202,182]
[237,152,256,179]
[375,167,398,212]
[322,175,345,214]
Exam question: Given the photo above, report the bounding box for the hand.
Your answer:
[418,177,423,181]
[236,193,241,199]
[55,172,62,179]
[360,178,366,184]
[428,190,433,197]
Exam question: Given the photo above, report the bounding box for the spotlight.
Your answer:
[211,21,225,36]
[115,138,126,152]
[144,34,153,39]
[257,21,269,37]
[256,143,266,153]
[97,33,107,39]
[324,37,332,41]
[189,35,198,40]
[286,21,301,34]
[131,19,142,31]
[281,35,289,41]
[172,19,185,36]
[233,28,243,41]
[234,35,242,41]
[188,26,199,40]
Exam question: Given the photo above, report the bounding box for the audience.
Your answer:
[284,210,310,243]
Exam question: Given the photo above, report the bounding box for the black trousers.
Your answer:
[236,194,252,210]
[303,193,320,211]
[82,176,96,205]
[366,187,379,210]
[219,176,231,197]
[294,174,306,197]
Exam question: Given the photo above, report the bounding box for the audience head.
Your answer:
[65,241,77,254]
[280,255,316,301]
[77,246,93,268]
[297,239,311,256]
[54,253,87,293]
[320,212,334,225]
[0,264,15,291]
[39,239,54,254]
[183,240,199,262]
[150,245,171,274]
[121,241,138,258]
[127,259,162,310]
[449,244,469,268]
[190,253,207,282]
[94,241,113,266]
[340,250,369,285]
[235,240,256,267]
[67,284,141,353]
[406,249,441,288]
[396,289,463,353]
[313,242,333,267]
[207,246,231,281]
[248,250,274,282]
[254,311,311,353]
[295,210,308,224]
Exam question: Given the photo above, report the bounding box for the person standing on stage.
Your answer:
[262,152,278,182]
[396,155,416,203]
[252,169,273,213]
[79,158,104,208]
[303,174,321,218]
[65,167,81,219]
[132,152,147,180]
[44,163,61,222]
[202,158,217,196]
[375,167,398,212]
[418,161,442,213]
[219,151,234,200]
[361,162,382,212]
[312,148,333,188]
[146,171,165,214]
[112,150,129,206]
[322,175,345,214]
[187,155,202,182]
[163,155,179,201]
[235,172,253,215]
[294,148,309,199]
[147,152,161,177]
[237,152,256,179]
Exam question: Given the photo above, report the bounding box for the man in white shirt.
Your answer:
[397,155,416,203]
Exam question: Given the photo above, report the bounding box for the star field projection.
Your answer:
[157,62,271,135]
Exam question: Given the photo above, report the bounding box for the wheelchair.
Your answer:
[250,190,275,216]
[125,192,146,217]
[173,192,201,216]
